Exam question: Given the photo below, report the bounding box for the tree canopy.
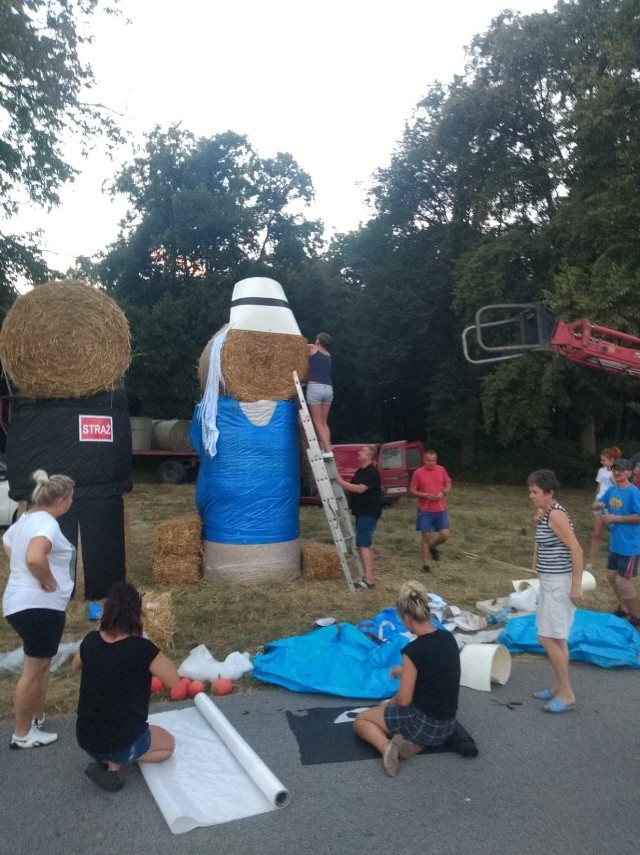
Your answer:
[4,0,640,482]
[0,0,121,295]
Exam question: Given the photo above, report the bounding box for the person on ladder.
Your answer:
[336,446,382,588]
[306,333,333,459]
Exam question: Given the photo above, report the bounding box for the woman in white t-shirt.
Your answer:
[2,469,75,749]
[587,446,620,571]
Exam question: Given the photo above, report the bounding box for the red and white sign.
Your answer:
[79,415,113,442]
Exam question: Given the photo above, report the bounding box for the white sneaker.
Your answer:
[322,452,334,459]
[10,727,58,749]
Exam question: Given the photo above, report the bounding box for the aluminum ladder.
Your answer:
[293,371,362,592]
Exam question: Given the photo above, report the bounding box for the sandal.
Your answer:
[543,698,576,714]
[532,689,554,701]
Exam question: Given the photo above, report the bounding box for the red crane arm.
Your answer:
[550,319,640,378]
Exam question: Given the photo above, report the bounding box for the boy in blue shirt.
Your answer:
[595,458,640,629]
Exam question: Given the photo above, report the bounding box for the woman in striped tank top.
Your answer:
[528,470,584,714]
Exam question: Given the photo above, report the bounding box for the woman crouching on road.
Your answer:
[3,469,75,749]
[73,581,180,791]
[353,580,460,777]
[528,469,584,714]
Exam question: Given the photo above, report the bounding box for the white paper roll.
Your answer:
[140,696,289,834]
[194,693,290,808]
[512,570,596,593]
[459,643,511,692]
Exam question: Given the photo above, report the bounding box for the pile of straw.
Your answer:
[198,328,308,401]
[152,514,202,585]
[301,541,343,581]
[0,280,131,398]
[142,591,176,651]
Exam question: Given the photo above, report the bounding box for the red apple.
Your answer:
[187,680,206,698]
[169,682,188,701]
[178,676,191,686]
[150,676,165,693]
[212,677,233,696]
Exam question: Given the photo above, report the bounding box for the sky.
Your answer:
[13,0,555,271]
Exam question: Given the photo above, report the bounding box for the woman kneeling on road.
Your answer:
[353,580,460,777]
[73,581,180,791]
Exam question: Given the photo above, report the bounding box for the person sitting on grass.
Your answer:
[353,580,460,777]
[72,581,180,792]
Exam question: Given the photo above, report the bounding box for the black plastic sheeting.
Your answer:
[6,389,132,500]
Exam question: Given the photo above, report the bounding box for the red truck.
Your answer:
[300,440,424,505]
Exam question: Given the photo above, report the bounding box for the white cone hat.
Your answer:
[229,277,301,335]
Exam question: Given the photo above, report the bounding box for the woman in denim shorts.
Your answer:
[73,582,181,791]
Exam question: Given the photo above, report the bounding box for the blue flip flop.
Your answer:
[543,698,576,714]
[533,689,554,701]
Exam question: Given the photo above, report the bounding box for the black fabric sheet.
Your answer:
[286,706,478,766]
[6,390,132,500]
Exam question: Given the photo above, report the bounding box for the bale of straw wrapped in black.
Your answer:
[0,280,131,399]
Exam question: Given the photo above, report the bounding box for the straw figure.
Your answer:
[0,280,133,600]
[191,277,308,583]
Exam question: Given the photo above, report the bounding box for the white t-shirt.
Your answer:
[595,466,613,500]
[2,511,75,616]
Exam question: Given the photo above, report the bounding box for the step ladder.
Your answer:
[293,371,362,592]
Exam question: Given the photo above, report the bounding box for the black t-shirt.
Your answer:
[76,632,159,754]
[350,464,382,518]
[402,629,460,720]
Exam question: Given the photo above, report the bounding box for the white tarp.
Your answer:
[140,693,289,834]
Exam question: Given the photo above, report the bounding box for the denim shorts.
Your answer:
[306,383,333,405]
[355,515,378,547]
[416,510,450,533]
[90,727,151,764]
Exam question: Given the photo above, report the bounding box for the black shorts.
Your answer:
[5,609,66,658]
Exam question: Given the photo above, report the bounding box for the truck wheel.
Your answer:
[156,460,187,485]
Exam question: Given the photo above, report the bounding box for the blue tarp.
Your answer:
[252,609,446,699]
[498,609,640,669]
[191,398,299,544]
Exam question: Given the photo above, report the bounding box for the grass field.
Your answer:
[0,477,610,721]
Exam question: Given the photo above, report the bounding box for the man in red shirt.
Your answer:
[408,450,452,572]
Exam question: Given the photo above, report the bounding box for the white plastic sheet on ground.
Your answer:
[140,693,289,834]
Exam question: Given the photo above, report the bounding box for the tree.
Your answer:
[98,125,323,416]
[0,0,122,299]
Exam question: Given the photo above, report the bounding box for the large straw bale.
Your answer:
[198,328,308,401]
[155,514,202,557]
[301,541,343,581]
[152,554,202,586]
[0,280,131,398]
[142,591,176,651]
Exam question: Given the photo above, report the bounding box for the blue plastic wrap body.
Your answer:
[191,398,300,544]
[499,610,640,669]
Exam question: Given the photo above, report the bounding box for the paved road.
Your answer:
[1,657,639,855]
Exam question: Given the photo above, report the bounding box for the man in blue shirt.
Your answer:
[595,458,640,629]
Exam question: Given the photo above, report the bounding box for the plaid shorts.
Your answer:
[383,703,456,746]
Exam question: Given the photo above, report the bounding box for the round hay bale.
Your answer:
[155,514,203,557]
[0,280,131,398]
[142,591,176,651]
[301,542,343,581]
[152,419,192,452]
[151,554,201,586]
[198,328,308,402]
[203,539,300,583]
